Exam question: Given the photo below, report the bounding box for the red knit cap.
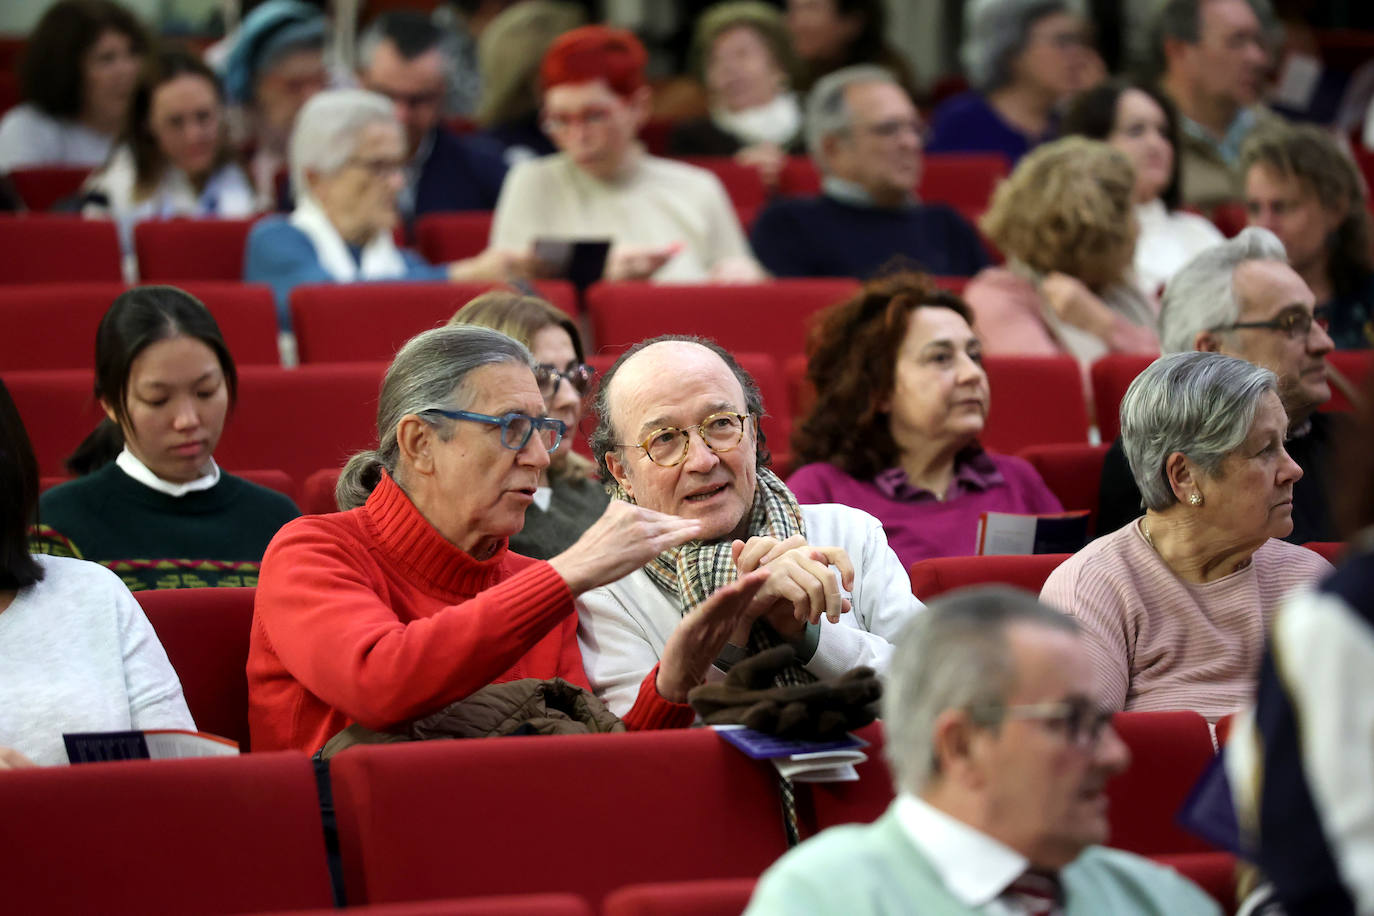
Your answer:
[540,25,648,98]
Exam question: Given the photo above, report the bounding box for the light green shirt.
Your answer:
[745,806,1222,916]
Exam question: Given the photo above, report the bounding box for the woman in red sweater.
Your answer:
[248,325,769,752]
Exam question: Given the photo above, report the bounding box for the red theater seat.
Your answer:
[0,752,334,916]
[678,156,768,215]
[1106,710,1217,856]
[908,554,1072,601]
[6,368,106,476]
[1090,353,1155,443]
[1152,852,1238,914]
[414,212,494,263]
[0,214,122,283]
[1017,442,1112,531]
[980,355,1091,451]
[602,879,757,916]
[1325,349,1372,413]
[136,587,256,750]
[257,898,592,916]
[330,730,789,907]
[0,281,280,371]
[1304,541,1344,564]
[134,218,259,281]
[804,721,893,834]
[290,281,577,363]
[301,467,343,515]
[7,165,92,211]
[587,279,860,364]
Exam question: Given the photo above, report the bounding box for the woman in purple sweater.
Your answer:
[788,271,1061,568]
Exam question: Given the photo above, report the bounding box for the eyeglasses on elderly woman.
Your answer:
[423,408,565,452]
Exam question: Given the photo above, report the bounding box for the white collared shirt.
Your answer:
[115,447,220,497]
[894,793,1038,915]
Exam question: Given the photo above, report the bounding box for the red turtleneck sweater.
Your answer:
[247,472,692,751]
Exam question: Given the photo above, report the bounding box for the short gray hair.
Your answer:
[1120,351,1277,511]
[1158,227,1289,354]
[336,325,533,510]
[804,64,900,166]
[1143,0,1275,81]
[961,0,1069,93]
[883,587,1079,795]
[289,88,399,203]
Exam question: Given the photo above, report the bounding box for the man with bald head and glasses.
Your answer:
[749,64,989,281]
[577,335,923,719]
[745,587,1220,915]
[1097,226,1341,542]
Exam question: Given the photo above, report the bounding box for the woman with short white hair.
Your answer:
[244,88,525,332]
[1041,351,1332,720]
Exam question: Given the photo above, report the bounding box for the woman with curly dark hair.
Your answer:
[788,272,1061,567]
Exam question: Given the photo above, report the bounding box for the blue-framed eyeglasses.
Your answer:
[424,408,565,453]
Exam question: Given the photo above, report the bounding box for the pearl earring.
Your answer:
[1188,493,1203,507]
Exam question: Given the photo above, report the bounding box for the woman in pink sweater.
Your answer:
[1041,352,1331,720]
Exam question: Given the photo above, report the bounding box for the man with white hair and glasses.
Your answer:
[745,587,1220,915]
[1097,226,1339,543]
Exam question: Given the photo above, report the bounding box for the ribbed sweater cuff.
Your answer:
[621,663,697,731]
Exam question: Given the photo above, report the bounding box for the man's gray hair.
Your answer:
[960,0,1069,93]
[1158,226,1289,354]
[1141,0,1275,80]
[336,325,533,510]
[1121,351,1278,510]
[289,88,399,203]
[804,64,900,166]
[589,335,770,484]
[884,587,1079,796]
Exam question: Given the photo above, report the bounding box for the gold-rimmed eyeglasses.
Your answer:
[616,411,751,467]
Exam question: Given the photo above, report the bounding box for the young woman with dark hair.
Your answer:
[1,378,193,767]
[35,286,298,590]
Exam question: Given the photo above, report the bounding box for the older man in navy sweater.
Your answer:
[750,66,988,281]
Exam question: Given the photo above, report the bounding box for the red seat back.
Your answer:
[133,218,259,282]
[804,721,893,834]
[290,281,577,364]
[1324,349,1372,414]
[301,467,343,515]
[1151,852,1238,914]
[1303,541,1344,564]
[0,752,334,915]
[981,355,1091,451]
[0,281,279,371]
[908,554,1071,600]
[135,587,256,750]
[6,368,105,476]
[1017,442,1112,531]
[330,730,790,907]
[7,166,92,211]
[1106,710,1217,855]
[258,897,593,915]
[587,279,860,364]
[414,212,494,263]
[677,156,768,214]
[602,879,757,916]
[0,214,122,283]
[1090,353,1156,443]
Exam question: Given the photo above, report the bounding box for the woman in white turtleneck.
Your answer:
[1063,80,1225,300]
[668,2,804,189]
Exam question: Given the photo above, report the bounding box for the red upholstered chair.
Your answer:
[1151,852,1239,914]
[0,752,334,916]
[414,211,494,263]
[0,281,279,371]
[587,279,860,364]
[1303,541,1344,564]
[5,368,104,476]
[803,721,894,835]
[7,165,93,211]
[301,467,343,515]
[1106,710,1218,856]
[1090,353,1156,443]
[133,218,260,281]
[0,214,122,283]
[290,281,578,363]
[1324,349,1372,414]
[980,355,1091,451]
[330,729,789,907]
[257,898,592,916]
[602,879,758,916]
[135,587,256,750]
[1214,713,1235,747]
[1017,442,1112,531]
[678,156,769,215]
[907,554,1072,601]
[217,363,387,484]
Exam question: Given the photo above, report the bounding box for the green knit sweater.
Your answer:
[33,463,300,590]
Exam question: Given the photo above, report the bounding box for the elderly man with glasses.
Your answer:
[577,335,923,719]
[745,587,1220,915]
[1097,226,1340,543]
